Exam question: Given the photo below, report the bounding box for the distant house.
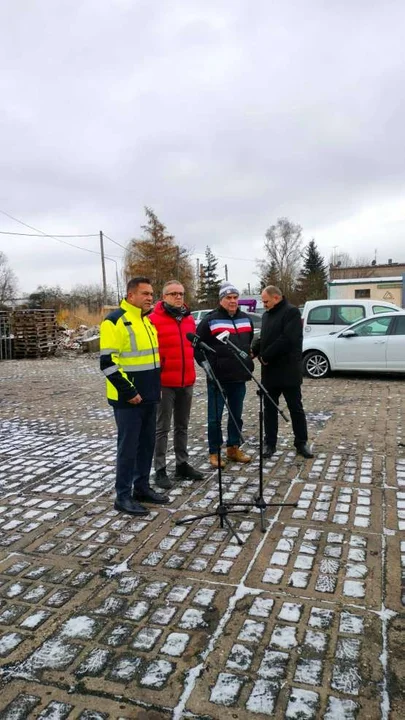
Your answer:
[328,261,405,308]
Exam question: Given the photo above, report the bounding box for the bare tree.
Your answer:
[70,283,116,311]
[329,252,374,278]
[329,251,353,267]
[258,218,303,296]
[0,251,18,304]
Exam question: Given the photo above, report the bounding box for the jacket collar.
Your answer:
[216,304,241,319]
[154,299,190,319]
[120,298,146,318]
[267,297,287,314]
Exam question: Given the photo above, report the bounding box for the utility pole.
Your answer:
[224,263,228,281]
[115,265,120,305]
[99,230,107,306]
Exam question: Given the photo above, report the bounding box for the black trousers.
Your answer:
[113,404,157,501]
[263,385,308,448]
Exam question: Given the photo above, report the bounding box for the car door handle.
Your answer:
[374,340,386,344]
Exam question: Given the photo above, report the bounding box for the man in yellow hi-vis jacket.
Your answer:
[100,276,169,515]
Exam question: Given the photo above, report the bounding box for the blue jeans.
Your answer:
[113,404,157,501]
[207,381,246,454]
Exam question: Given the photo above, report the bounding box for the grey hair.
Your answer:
[162,279,184,295]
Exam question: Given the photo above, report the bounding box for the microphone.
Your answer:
[216,331,250,361]
[186,332,216,354]
[201,359,215,381]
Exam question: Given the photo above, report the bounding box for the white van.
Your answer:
[302,299,401,338]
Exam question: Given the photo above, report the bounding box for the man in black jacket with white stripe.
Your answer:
[196,282,254,468]
[252,285,314,459]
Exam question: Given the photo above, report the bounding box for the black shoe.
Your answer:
[155,468,174,489]
[114,498,149,516]
[263,444,276,459]
[296,443,314,459]
[175,462,204,481]
[133,488,170,504]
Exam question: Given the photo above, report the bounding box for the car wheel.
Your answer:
[303,351,330,379]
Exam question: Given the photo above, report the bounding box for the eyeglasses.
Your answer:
[165,291,185,297]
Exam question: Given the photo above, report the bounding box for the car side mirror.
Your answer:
[341,329,356,338]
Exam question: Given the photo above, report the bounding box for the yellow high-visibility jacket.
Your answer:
[100,298,160,406]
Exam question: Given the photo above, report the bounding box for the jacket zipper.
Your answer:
[178,320,185,386]
[143,318,157,367]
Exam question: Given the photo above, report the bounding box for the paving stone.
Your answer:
[209,672,245,707]
[285,687,319,718]
[284,481,382,531]
[0,692,40,719]
[0,357,402,719]
[186,593,382,718]
[247,522,382,608]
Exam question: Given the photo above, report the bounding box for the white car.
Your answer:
[191,309,212,323]
[302,311,405,378]
[302,299,400,338]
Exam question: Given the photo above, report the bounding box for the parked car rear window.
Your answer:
[335,305,365,325]
[307,306,333,324]
[373,304,398,314]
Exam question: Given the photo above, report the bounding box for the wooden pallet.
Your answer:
[12,309,57,359]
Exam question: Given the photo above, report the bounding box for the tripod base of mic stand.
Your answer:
[175,505,250,545]
[246,498,298,533]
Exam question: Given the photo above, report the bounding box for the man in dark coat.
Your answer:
[252,285,314,459]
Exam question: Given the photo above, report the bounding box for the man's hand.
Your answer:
[128,394,142,405]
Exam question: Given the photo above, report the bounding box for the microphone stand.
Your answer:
[175,347,248,545]
[217,337,297,532]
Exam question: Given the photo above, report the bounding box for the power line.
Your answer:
[0,209,121,258]
[103,233,128,251]
[0,230,98,237]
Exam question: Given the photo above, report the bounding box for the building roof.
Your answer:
[329,276,403,285]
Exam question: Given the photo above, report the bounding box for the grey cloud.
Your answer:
[1,0,405,293]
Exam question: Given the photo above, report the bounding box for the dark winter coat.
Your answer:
[252,298,303,386]
[149,301,196,387]
[195,306,254,383]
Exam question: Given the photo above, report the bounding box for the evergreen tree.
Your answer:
[198,246,222,308]
[258,260,280,290]
[297,239,328,301]
[124,207,195,301]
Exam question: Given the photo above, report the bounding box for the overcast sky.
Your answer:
[1,0,404,297]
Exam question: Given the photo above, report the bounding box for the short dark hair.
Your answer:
[264,284,283,296]
[127,277,151,294]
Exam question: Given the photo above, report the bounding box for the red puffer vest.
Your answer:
[149,301,196,387]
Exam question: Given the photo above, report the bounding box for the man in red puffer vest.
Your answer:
[149,279,204,489]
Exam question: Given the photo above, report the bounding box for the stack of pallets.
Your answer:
[12,309,57,359]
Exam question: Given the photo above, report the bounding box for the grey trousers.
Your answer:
[154,385,193,471]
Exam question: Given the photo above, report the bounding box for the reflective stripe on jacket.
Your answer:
[100,298,161,406]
